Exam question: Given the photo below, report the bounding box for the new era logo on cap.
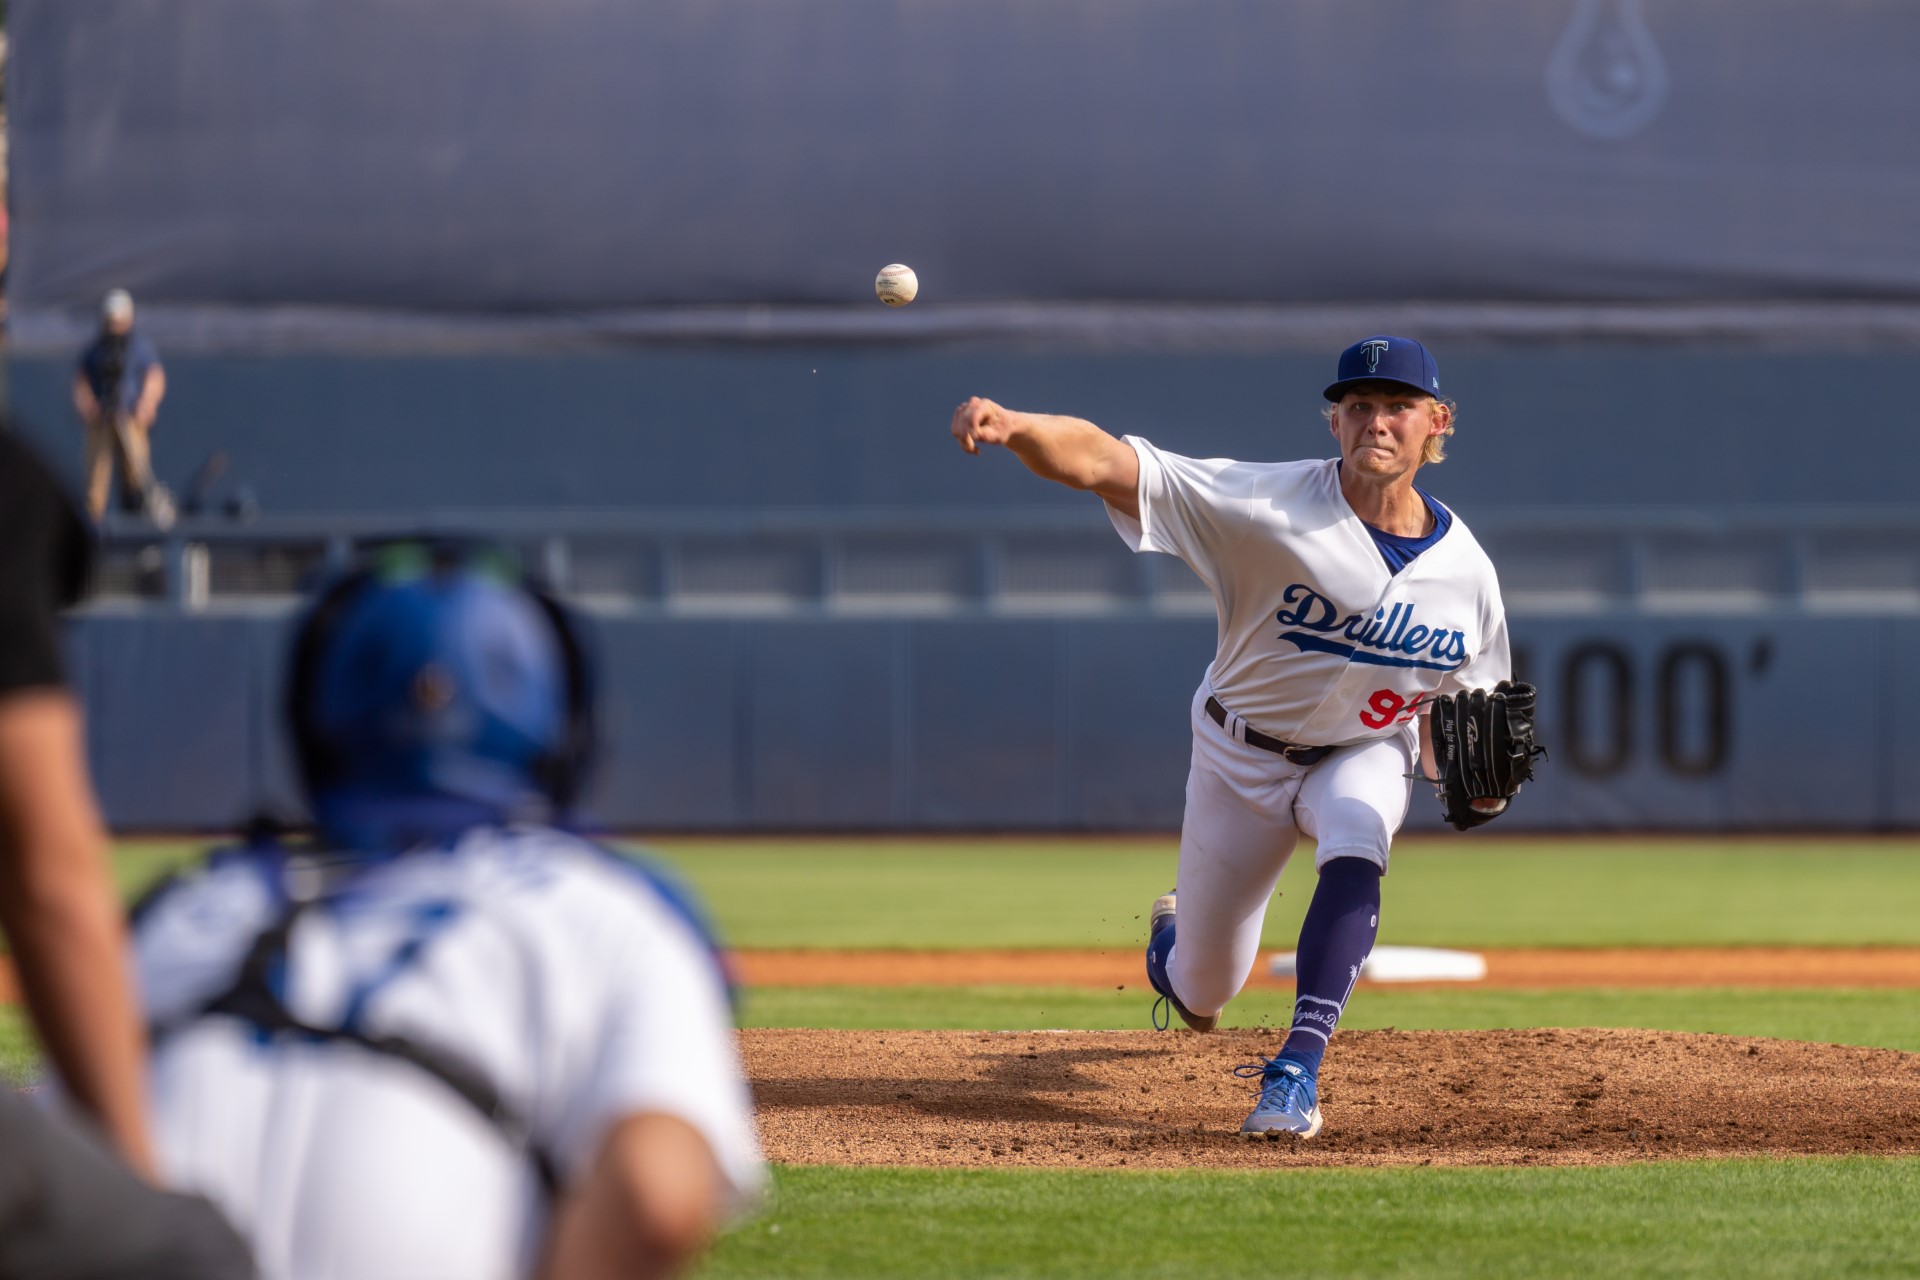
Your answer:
[1323,335,1441,402]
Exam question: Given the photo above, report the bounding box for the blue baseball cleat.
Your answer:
[1146,890,1217,1033]
[1235,1057,1324,1138]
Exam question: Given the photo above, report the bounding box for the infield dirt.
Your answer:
[744,1028,1920,1168]
[733,947,1920,988]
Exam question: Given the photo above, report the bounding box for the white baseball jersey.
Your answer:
[1106,440,1510,747]
[132,827,764,1280]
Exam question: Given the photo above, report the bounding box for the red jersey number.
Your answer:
[1359,688,1427,730]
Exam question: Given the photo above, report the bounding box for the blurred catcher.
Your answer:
[130,540,763,1279]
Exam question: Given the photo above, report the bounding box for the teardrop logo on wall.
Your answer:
[1546,0,1668,140]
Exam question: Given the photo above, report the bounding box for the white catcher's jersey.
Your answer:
[132,827,764,1280]
[1106,439,1510,747]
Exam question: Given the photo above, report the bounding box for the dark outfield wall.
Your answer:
[65,610,1918,832]
[9,344,1914,513]
[12,0,1920,314]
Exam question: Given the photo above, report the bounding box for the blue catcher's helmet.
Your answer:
[285,541,595,845]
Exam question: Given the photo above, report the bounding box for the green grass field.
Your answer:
[21,839,1920,1277]
[636,837,1920,949]
[104,836,1920,950]
[658,837,1920,1278]
[703,1159,1920,1279]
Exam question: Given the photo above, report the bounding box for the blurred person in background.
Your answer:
[0,425,253,1278]
[72,289,169,524]
[131,540,763,1279]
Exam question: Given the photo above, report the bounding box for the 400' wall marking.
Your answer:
[1514,638,1770,779]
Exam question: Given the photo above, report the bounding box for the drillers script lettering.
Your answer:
[1275,583,1469,672]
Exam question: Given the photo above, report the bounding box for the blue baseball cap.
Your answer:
[303,568,568,811]
[1323,335,1442,402]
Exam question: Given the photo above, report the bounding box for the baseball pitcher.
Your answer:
[950,336,1543,1138]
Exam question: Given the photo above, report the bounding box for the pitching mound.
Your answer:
[743,1028,1920,1168]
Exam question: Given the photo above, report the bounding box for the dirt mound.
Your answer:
[743,1028,1920,1168]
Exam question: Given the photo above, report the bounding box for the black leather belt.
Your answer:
[1205,696,1334,766]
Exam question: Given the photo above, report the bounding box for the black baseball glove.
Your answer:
[1428,680,1546,830]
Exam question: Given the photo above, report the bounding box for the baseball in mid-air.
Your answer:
[875,263,918,306]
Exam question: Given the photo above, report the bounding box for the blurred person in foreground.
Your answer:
[0,426,253,1278]
[72,289,168,523]
[131,540,763,1279]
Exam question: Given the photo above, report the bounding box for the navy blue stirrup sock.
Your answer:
[1276,856,1383,1077]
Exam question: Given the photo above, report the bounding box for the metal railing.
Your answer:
[91,505,1920,618]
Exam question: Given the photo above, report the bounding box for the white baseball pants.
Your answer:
[1167,684,1416,1020]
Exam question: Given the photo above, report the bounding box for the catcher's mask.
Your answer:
[285,539,595,835]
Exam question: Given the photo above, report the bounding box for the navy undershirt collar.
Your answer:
[1336,462,1452,572]
[1365,493,1451,572]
